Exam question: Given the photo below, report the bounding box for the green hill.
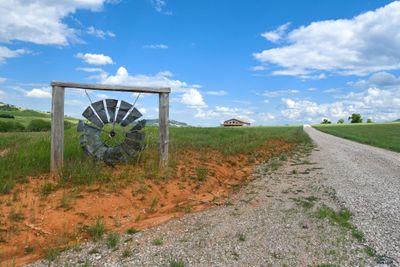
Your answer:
[146,119,190,127]
[0,102,78,132]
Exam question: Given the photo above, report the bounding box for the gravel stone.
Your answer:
[305,125,400,265]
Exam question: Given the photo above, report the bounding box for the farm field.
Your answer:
[313,123,400,153]
[0,126,310,265]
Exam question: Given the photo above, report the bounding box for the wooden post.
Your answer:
[158,92,169,167]
[51,86,65,174]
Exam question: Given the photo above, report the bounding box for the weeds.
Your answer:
[40,182,56,197]
[106,233,120,249]
[365,246,376,257]
[24,246,34,254]
[126,228,139,235]
[58,193,72,210]
[88,248,99,254]
[195,167,208,182]
[9,210,25,222]
[238,234,246,241]
[295,196,318,210]
[122,248,131,258]
[169,259,185,267]
[279,154,287,161]
[149,197,159,212]
[152,237,163,246]
[316,205,364,241]
[88,219,105,240]
[45,247,60,261]
[351,228,364,241]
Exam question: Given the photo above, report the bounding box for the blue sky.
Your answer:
[1,0,400,126]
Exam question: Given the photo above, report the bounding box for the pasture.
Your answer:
[313,123,400,153]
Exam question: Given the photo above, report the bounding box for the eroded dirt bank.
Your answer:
[27,143,379,267]
[1,140,293,266]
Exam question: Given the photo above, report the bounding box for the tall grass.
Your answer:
[0,126,310,194]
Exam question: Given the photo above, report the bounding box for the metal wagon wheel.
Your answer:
[77,99,146,165]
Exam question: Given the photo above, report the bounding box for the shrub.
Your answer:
[0,121,25,132]
[321,118,331,124]
[27,119,51,132]
[337,119,344,124]
[0,114,14,118]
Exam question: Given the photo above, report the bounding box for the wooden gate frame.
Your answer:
[50,81,170,173]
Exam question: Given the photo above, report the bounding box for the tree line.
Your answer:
[321,113,373,124]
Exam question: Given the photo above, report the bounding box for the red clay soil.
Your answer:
[0,139,294,266]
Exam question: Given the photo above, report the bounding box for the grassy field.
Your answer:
[0,126,310,194]
[313,123,400,152]
[0,103,78,129]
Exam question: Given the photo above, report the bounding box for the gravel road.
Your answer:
[305,125,400,265]
[28,143,378,267]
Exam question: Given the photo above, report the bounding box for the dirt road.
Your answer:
[28,143,377,267]
[305,125,400,264]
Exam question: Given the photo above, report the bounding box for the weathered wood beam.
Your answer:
[158,92,169,167]
[50,85,65,173]
[51,81,171,94]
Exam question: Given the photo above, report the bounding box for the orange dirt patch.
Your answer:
[0,139,295,266]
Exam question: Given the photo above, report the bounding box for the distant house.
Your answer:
[223,118,251,127]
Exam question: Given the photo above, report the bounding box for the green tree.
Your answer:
[367,118,374,123]
[348,113,363,123]
[321,118,331,124]
[337,119,344,124]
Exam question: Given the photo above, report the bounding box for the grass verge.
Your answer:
[313,123,400,152]
[0,126,310,194]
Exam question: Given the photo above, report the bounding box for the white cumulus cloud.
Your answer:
[143,44,168,49]
[254,1,400,77]
[101,67,192,92]
[25,87,51,98]
[181,89,206,108]
[205,90,227,96]
[0,0,110,46]
[280,84,400,122]
[87,26,115,39]
[76,53,114,65]
[261,22,291,43]
[0,46,27,64]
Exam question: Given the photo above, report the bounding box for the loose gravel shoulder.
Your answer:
[28,143,378,267]
[305,125,400,266]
